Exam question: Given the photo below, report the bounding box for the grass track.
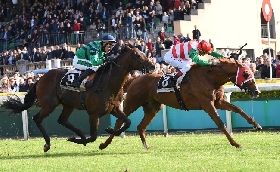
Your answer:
[0,132,280,172]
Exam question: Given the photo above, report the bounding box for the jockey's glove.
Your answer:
[103,55,116,63]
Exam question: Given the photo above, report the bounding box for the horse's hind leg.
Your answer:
[33,107,56,152]
[58,105,87,145]
[138,101,162,149]
[215,99,262,130]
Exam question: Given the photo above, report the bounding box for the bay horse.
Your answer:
[3,45,155,152]
[99,58,262,149]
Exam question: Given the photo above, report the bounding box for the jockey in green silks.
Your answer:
[72,34,117,88]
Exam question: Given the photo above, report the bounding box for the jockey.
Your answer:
[164,40,223,87]
[72,34,117,88]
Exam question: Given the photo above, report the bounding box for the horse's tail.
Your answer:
[3,81,38,114]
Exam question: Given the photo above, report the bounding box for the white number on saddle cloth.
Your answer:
[67,74,76,83]
[158,75,173,89]
[61,69,81,86]
[162,76,170,87]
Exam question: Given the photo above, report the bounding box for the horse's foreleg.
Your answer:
[215,99,262,130]
[106,107,131,136]
[68,114,99,145]
[204,103,242,148]
[99,118,124,150]
[86,114,99,143]
[138,101,162,149]
[58,105,87,146]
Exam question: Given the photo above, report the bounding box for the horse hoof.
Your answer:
[67,137,76,142]
[105,127,113,134]
[44,144,50,152]
[253,124,262,130]
[99,143,108,150]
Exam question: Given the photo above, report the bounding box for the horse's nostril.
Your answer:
[255,90,260,95]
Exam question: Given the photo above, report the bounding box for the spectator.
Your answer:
[8,77,19,92]
[73,19,81,44]
[162,12,169,30]
[261,59,276,79]
[26,77,34,92]
[192,25,201,40]
[158,27,167,42]
[18,77,28,92]
[163,36,173,49]
[256,56,264,71]
[97,18,105,40]
[39,48,48,61]
[275,60,280,78]
[154,1,163,22]
[101,6,110,29]
[31,47,40,62]
[249,63,261,79]
[125,12,134,39]
[146,38,154,55]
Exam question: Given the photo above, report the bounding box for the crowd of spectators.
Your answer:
[0,0,279,93]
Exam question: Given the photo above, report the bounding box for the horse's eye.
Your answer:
[242,70,250,79]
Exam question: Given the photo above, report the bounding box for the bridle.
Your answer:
[207,61,255,91]
[93,46,153,92]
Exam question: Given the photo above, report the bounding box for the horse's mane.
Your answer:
[93,44,134,86]
[191,57,243,69]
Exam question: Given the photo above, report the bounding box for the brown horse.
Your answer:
[100,58,262,149]
[3,45,155,152]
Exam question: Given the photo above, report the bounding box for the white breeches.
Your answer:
[72,55,100,71]
[164,51,192,74]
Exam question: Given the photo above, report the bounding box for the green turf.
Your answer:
[0,132,280,172]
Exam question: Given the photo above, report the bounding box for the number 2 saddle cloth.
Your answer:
[60,69,88,92]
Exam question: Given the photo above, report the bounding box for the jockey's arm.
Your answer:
[189,49,211,66]
[208,51,224,58]
[89,51,105,66]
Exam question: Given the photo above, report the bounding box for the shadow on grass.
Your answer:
[0,150,144,160]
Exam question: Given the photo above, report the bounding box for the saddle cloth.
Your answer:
[60,69,89,92]
[157,74,177,93]
[157,71,190,93]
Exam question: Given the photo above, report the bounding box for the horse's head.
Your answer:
[120,44,155,72]
[219,58,260,98]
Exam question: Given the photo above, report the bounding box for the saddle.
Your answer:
[60,69,95,92]
[157,72,190,93]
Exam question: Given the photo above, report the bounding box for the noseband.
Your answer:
[208,64,255,91]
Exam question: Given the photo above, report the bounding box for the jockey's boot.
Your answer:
[170,70,183,88]
[72,70,91,88]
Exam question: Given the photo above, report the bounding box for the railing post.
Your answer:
[225,92,233,135]
[162,105,168,137]
[22,110,29,140]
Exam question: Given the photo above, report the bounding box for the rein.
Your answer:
[93,48,150,92]
[206,63,246,91]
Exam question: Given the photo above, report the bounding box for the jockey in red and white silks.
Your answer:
[164,40,224,87]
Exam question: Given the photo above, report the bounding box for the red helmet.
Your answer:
[197,40,212,53]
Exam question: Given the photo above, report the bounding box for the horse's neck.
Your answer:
[105,65,129,93]
[211,66,237,87]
